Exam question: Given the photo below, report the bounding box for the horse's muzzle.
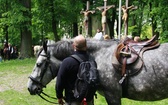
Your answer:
[28,86,42,95]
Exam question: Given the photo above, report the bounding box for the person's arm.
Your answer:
[96,7,102,11]
[108,5,113,9]
[127,5,134,9]
[89,10,95,14]
[106,5,114,11]
[56,59,68,100]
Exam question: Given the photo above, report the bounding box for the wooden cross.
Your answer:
[97,0,115,35]
[104,0,107,9]
[122,0,137,36]
[96,5,115,10]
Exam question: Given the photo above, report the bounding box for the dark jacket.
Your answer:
[56,51,89,102]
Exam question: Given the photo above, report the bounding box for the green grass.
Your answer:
[0,58,168,105]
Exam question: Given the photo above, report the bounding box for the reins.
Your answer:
[38,92,59,104]
[29,76,59,104]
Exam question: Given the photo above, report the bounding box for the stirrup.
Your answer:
[119,74,127,84]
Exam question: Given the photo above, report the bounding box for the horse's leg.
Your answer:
[104,90,121,105]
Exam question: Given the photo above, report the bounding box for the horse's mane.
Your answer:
[46,39,74,60]
[46,38,119,60]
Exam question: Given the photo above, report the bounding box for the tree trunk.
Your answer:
[73,22,78,37]
[4,0,9,44]
[131,14,138,37]
[107,9,116,39]
[150,2,158,36]
[88,16,92,37]
[50,0,59,41]
[4,26,8,44]
[20,29,32,58]
[19,0,33,58]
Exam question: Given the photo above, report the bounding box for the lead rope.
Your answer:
[38,92,60,104]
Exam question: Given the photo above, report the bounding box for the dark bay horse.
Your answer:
[27,39,168,105]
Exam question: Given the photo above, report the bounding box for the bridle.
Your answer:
[29,51,59,104]
[29,53,54,87]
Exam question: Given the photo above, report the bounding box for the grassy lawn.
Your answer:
[0,58,168,105]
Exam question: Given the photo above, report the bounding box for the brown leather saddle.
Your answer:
[112,35,160,84]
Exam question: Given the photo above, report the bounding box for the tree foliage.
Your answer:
[0,0,168,58]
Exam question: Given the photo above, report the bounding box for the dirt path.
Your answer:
[0,72,29,93]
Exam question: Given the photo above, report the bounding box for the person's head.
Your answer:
[103,35,111,40]
[122,5,126,9]
[73,35,87,51]
[101,8,104,12]
[8,43,11,46]
[134,36,141,42]
[97,29,101,33]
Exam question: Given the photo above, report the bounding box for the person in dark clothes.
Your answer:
[13,46,19,59]
[8,43,14,60]
[56,35,93,105]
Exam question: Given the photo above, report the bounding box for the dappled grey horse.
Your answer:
[27,39,168,105]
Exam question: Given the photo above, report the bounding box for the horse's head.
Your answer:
[27,51,60,95]
[27,40,74,95]
[27,40,62,95]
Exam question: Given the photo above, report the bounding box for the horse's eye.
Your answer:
[36,63,41,67]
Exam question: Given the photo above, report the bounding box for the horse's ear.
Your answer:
[43,40,47,53]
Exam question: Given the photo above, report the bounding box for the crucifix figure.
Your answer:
[122,5,134,27]
[122,5,137,36]
[97,5,115,34]
[121,0,137,36]
[80,1,95,36]
[81,9,95,33]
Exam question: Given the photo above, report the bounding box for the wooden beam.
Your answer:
[97,5,115,10]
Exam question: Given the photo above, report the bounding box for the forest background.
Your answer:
[0,0,168,58]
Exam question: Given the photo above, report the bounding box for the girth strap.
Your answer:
[121,45,128,76]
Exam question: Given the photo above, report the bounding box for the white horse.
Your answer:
[28,39,168,105]
[33,45,42,56]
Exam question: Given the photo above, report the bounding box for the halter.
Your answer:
[29,54,52,87]
[29,52,59,104]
